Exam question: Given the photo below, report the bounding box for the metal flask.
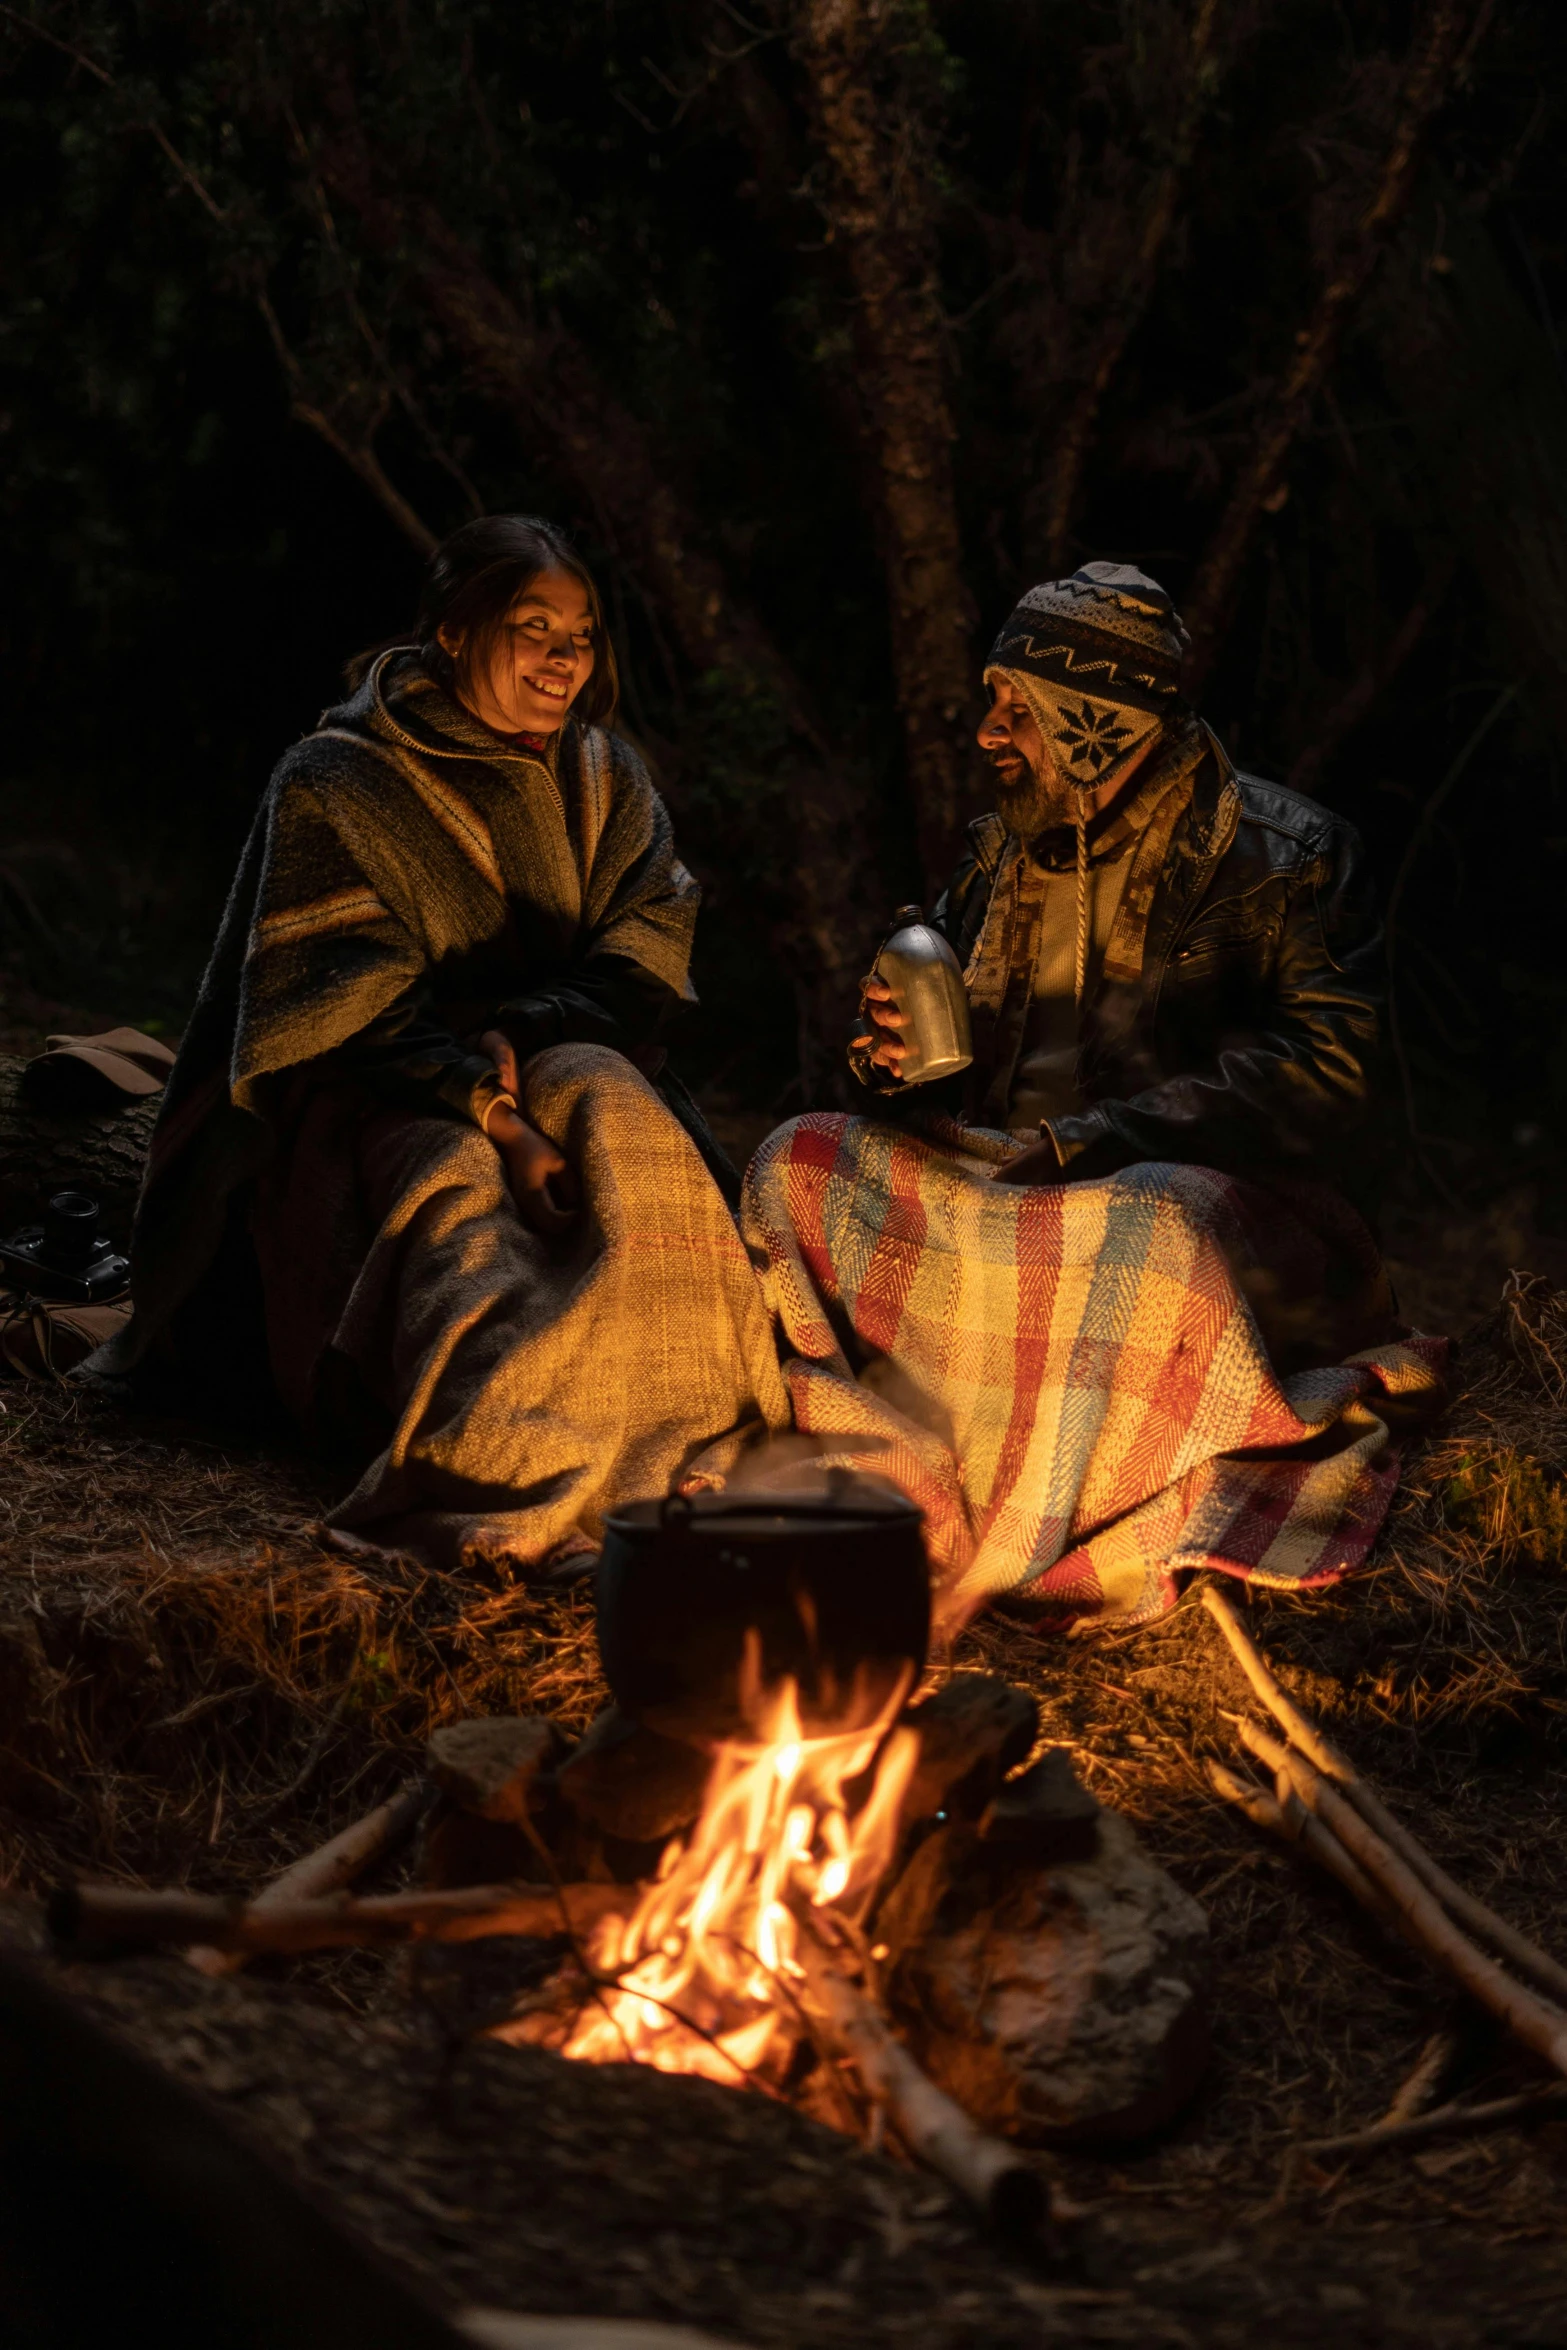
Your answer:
[873,906,974,1085]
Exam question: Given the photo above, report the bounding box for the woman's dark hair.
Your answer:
[406,515,619,729]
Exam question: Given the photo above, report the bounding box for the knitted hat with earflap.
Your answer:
[985,561,1192,1020]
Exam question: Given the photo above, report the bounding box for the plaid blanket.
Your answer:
[742,1114,1447,1627]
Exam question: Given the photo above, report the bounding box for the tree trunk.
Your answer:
[792,0,976,887]
[0,1059,156,1245]
[1374,181,1567,757]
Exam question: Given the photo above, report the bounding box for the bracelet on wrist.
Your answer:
[479,1090,519,1138]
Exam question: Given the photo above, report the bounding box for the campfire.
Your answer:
[551,1647,918,2084]
[45,1476,1216,2237]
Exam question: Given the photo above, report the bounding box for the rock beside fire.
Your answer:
[556,1707,714,1844]
[978,1749,1102,1863]
[898,1674,1037,1830]
[428,1718,562,1824]
[885,1807,1210,2148]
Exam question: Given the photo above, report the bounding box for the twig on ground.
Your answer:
[1203,1584,1567,2006]
[1302,2080,1567,2163]
[1383,2025,1460,2126]
[154,1682,265,1731]
[186,1779,430,1976]
[247,1681,358,1827]
[1202,1586,1350,1774]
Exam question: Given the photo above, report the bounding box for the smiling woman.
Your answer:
[420,516,619,740]
[94,515,789,1575]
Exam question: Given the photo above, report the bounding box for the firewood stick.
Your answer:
[793,1925,1048,2238]
[51,1877,627,1957]
[1301,2080,1567,2164]
[1204,1759,1393,1922]
[1270,1778,1400,1927]
[1233,1717,1567,2077]
[1341,1787,1567,2008]
[187,1780,430,1977]
[1202,1585,1350,1774]
[1204,1584,1567,2007]
[1205,1755,1288,1835]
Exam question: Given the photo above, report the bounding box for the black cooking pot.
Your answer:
[596,1474,929,1745]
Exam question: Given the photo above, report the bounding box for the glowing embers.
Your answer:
[551,1640,917,2083]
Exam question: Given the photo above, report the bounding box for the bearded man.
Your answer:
[741,564,1444,1630]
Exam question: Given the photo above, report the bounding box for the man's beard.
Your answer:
[991,756,1081,841]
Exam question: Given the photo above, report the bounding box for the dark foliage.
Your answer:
[2,0,1566,1188]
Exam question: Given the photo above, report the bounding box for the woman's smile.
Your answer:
[441,565,598,735]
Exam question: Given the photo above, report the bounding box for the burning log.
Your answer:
[553,1671,921,2085]
[51,1877,626,1956]
[188,1780,430,1977]
[792,1923,1050,2238]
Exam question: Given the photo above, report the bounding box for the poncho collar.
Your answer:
[361,647,566,778]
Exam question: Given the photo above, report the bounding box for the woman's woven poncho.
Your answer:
[103,651,699,1370]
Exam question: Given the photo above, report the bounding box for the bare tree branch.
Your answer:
[257,294,439,555]
[1285,550,1454,796]
[0,1,226,218]
[282,107,485,522]
[1183,0,1482,691]
[5,8,440,554]
[1038,0,1226,573]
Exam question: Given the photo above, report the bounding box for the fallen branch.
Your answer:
[1301,2080,1567,2164]
[793,1923,1048,2239]
[1182,0,1482,686]
[1203,1584,1567,2007]
[1203,1757,1394,1925]
[52,1876,626,1957]
[187,1780,430,1977]
[1234,1714,1567,2078]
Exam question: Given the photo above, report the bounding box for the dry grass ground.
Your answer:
[4,1285,1567,2340]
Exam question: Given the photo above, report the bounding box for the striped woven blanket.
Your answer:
[742,1114,1447,1628]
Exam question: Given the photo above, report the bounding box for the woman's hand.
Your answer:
[852,976,910,1075]
[479,1027,579,1236]
[993,1137,1063,1188]
[480,1027,522,1097]
[488,1103,580,1235]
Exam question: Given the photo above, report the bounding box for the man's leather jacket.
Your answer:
[857,731,1382,1185]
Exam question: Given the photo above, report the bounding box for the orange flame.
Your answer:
[560,1641,918,2082]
